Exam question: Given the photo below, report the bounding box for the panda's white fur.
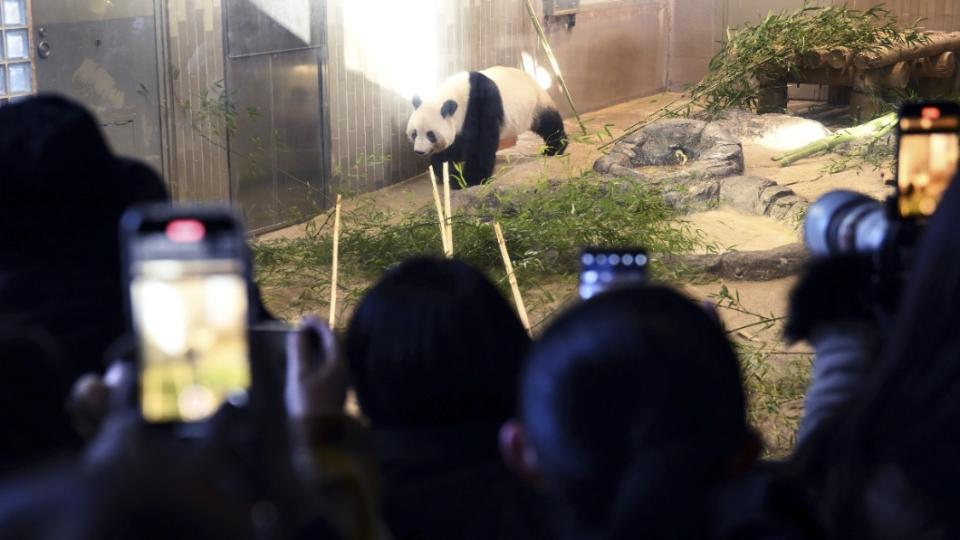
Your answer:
[406,66,566,187]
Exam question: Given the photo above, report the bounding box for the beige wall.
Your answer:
[547,1,669,115]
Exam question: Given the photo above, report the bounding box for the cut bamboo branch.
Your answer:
[442,161,453,256]
[827,47,853,70]
[494,222,531,336]
[429,167,450,256]
[523,0,587,135]
[328,194,342,327]
[772,112,896,166]
[854,31,960,70]
[913,51,956,78]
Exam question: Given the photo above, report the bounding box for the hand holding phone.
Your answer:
[121,205,251,425]
[284,317,346,419]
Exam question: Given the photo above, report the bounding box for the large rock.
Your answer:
[667,242,809,281]
[594,118,744,184]
[719,175,808,223]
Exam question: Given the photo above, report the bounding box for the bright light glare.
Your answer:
[521,52,553,90]
[756,120,831,152]
[342,0,440,99]
[251,0,312,44]
[136,280,186,356]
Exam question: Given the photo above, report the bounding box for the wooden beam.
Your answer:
[854,31,960,70]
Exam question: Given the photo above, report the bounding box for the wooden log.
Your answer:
[913,51,956,78]
[803,49,828,69]
[854,31,960,70]
[862,61,911,91]
[827,47,853,70]
[849,91,883,124]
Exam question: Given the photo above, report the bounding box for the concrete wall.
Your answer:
[547,1,669,115]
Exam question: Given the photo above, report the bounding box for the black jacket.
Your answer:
[373,419,554,540]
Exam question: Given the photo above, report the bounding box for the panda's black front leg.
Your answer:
[430,140,464,185]
[460,123,499,188]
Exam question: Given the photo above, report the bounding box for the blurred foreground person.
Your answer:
[0,95,167,381]
[346,258,553,540]
[792,176,960,539]
[0,325,79,474]
[501,285,817,540]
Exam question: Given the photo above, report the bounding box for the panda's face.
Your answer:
[406,98,459,156]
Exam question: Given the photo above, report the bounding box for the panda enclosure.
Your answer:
[28,0,960,454]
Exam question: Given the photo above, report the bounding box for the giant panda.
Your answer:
[406,66,567,188]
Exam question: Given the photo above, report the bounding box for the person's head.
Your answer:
[501,285,755,538]
[0,95,168,378]
[345,257,530,428]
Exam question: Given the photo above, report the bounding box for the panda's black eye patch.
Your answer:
[426,131,437,143]
[410,130,417,140]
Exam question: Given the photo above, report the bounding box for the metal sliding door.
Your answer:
[31,0,165,174]
[223,0,329,233]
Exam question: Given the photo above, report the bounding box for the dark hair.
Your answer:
[0,95,168,378]
[521,285,747,538]
[346,257,530,427]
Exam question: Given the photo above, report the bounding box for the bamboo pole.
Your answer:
[443,161,453,256]
[328,194,342,327]
[429,167,450,256]
[494,222,531,335]
[523,0,587,135]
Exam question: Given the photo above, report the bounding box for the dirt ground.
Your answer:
[260,93,889,455]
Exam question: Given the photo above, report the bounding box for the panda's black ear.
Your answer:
[441,100,458,119]
[412,95,422,110]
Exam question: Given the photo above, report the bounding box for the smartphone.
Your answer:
[896,102,960,220]
[578,247,649,300]
[121,205,251,424]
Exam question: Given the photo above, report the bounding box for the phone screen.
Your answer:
[579,248,648,300]
[129,216,250,423]
[897,107,960,219]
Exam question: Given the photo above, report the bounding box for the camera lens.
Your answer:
[804,190,889,257]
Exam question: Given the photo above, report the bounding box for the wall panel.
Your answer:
[164,0,230,201]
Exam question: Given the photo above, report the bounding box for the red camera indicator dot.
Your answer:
[921,106,942,120]
[165,219,206,243]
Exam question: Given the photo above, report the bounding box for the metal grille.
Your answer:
[0,0,33,104]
